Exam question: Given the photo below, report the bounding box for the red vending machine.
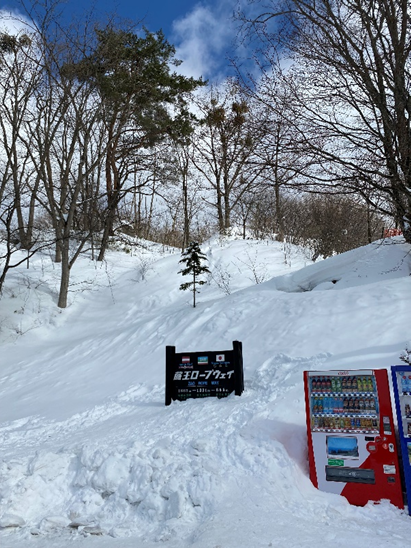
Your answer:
[304,369,403,508]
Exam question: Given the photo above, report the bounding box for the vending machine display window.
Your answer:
[308,372,380,434]
[326,436,359,459]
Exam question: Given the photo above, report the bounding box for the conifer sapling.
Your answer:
[178,242,210,308]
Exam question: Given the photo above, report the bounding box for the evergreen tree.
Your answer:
[178,242,210,308]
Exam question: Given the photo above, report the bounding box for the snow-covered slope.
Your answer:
[1,236,411,548]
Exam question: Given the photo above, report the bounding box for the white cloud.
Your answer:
[0,8,32,35]
[172,1,237,81]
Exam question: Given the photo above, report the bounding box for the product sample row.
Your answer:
[310,375,375,393]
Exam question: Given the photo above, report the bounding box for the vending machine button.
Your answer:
[367,443,377,453]
[388,443,394,453]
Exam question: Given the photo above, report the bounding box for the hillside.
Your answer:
[1,235,411,548]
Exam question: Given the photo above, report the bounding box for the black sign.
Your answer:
[165,341,244,405]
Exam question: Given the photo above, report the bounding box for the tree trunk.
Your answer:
[57,240,70,308]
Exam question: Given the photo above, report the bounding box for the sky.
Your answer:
[0,233,411,547]
[0,0,244,81]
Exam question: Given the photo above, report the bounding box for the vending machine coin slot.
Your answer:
[382,416,392,435]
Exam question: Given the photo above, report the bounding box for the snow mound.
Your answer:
[271,238,410,292]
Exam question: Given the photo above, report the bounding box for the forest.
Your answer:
[1,0,410,308]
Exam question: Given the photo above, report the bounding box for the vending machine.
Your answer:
[391,365,411,514]
[304,369,404,508]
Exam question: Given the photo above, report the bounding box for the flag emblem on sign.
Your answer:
[198,356,208,364]
[182,356,190,363]
[216,354,225,362]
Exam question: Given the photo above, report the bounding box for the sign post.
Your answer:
[165,341,244,406]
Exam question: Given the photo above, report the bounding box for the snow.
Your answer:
[0,235,411,547]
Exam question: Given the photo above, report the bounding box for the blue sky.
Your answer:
[0,0,245,81]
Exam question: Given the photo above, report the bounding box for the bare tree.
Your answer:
[240,0,411,242]
[23,17,107,308]
[191,80,267,234]
[0,30,42,251]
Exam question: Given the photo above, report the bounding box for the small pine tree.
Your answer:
[179,242,211,307]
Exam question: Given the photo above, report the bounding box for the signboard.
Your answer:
[165,341,244,405]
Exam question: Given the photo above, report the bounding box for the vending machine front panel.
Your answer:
[304,369,403,508]
[391,365,411,514]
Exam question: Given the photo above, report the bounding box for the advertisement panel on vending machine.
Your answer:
[391,365,411,514]
[304,369,403,508]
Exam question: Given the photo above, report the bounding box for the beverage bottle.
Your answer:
[352,376,357,392]
[311,378,317,392]
[326,378,331,392]
[331,377,336,392]
[346,377,352,392]
[318,397,323,413]
[342,377,347,392]
[324,397,329,413]
[321,378,327,392]
[400,375,407,393]
[343,398,349,413]
[369,397,376,413]
[357,376,363,392]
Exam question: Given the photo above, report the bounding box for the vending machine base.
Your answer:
[304,369,404,509]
